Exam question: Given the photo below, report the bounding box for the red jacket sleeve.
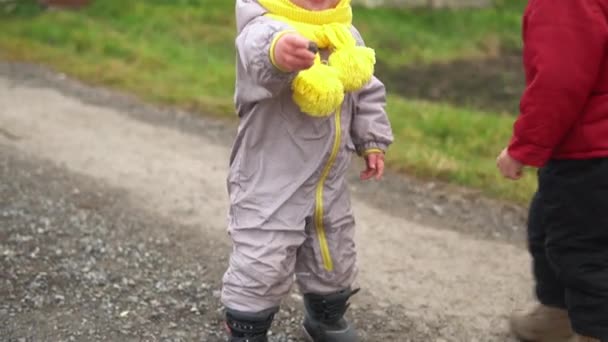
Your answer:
[508,0,608,167]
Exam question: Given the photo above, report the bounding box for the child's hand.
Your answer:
[360,152,385,181]
[274,33,316,72]
[496,147,523,180]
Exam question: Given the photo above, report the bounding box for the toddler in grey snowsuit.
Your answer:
[222,0,393,340]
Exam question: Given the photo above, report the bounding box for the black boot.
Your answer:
[302,288,360,342]
[225,307,278,342]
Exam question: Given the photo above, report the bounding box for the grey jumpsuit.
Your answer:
[221,0,394,312]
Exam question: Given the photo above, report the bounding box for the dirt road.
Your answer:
[0,62,533,341]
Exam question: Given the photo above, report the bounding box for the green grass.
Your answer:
[0,0,237,114]
[0,0,534,203]
[355,0,523,66]
[386,97,535,202]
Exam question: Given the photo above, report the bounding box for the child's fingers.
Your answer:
[360,154,385,181]
[506,173,519,180]
[290,47,316,62]
[282,54,314,71]
[283,34,310,50]
[276,35,316,71]
[286,50,315,70]
[509,167,523,180]
[360,168,377,181]
[375,158,385,180]
[506,168,521,180]
[367,154,378,170]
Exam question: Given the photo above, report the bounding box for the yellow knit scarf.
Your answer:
[259,0,376,117]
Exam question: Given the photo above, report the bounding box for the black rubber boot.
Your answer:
[225,307,278,342]
[302,288,360,342]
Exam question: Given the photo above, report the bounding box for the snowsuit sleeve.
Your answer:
[349,26,394,156]
[236,17,296,97]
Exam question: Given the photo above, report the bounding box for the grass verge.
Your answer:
[0,0,533,203]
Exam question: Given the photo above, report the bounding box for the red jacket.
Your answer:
[508,0,608,167]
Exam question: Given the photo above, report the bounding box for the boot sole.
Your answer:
[511,322,574,342]
[512,331,574,342]
[300,324,361,342]
[514,338,573,342]
[301,325,314,342]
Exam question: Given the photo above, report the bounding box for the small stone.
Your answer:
[150,312,163,321]
[155,281,168,292]
[54,294,65,304]
[431,205,444,216]
[16,234,34,242]
[85,271,108,286]
[30,246,40,259]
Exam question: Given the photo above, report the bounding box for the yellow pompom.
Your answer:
[328,45,376,92]
[292,63,344,117]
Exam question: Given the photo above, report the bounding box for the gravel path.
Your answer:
[0,62,534,341]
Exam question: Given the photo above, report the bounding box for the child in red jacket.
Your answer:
[497,1,608,341]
